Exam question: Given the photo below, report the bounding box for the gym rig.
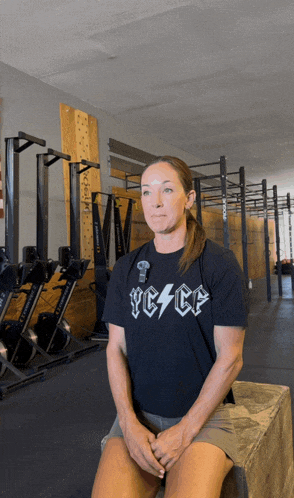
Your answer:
[114,137,294,303]
[0,132,137,398]
[0,135,111,397]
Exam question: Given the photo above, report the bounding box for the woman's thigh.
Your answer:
[91,437,162,498]
[164,441,232,498]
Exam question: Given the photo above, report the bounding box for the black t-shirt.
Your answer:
[102,239,248,417]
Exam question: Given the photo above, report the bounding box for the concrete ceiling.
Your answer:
[1,0,294,196]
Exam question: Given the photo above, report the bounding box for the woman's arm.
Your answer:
[180,325,245,441]
[150,325,245,470]
[106,323,166,477]
[106,323,137,429]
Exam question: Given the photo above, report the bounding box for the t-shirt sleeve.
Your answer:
[207,249,249,327]
[102,259,126,327]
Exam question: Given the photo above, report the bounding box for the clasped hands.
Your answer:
[150,421,193,472]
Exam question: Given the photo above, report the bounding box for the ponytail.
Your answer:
[179,210,206,275]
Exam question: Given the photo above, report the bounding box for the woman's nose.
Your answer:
[153,192,163,207]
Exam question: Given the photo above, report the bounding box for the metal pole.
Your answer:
[124,199,133,253]
[102,195,112,268]
[262,179,271,302]
[113,197,126,261]
[69,163,81,260]
[287,193,294,290]
[194,177,202,225]
[239,167,249,286]
[5,138,20,264]
[273,186,282,296]
[36,154,49,261]
[220,156,229,248]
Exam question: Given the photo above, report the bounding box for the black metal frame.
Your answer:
[262,179,272,302]
[286,193,294,290]
[191,156,230,249]
[90,191,135,337]
[0,132,47,396]
[34,160,102,355]
[239,167,249,287]
[273,186,282,296]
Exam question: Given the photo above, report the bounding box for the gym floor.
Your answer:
[1,275,294,498]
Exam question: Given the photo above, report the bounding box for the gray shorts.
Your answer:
[101,403,238,465]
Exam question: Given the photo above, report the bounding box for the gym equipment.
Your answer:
[0,132,47,388]
[34,160,102,354]
[193,160,250,286]
[0,148,69,370]
[91,192,135,337]
[286,193,294,290]
[91,192,109,337]
[273,185,282,296]
[262,179,272,302]
[191,156,230,248]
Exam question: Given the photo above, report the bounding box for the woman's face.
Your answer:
[141,161,194,235]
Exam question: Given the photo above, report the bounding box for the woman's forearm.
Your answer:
[180,356,243,441]
[106,346,138,430]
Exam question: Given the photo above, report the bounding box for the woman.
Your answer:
[92,156,248,498]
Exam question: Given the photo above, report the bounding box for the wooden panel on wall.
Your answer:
[60,103,101,267]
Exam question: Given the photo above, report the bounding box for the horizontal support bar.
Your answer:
[47,148,71,164]
[81,159,100,169]
[189,161,220,168]
[17,131,46,149]
[108,138,156,164]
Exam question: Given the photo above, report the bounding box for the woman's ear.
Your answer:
[186,190,196,209]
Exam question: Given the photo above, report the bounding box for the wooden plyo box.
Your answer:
[153,381,294,497]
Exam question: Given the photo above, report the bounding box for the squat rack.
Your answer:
[190,157,249,287]
[242,182,293,300]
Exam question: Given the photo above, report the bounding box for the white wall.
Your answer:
[0,62,201,262]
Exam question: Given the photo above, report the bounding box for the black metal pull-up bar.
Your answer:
[193,156,229,249]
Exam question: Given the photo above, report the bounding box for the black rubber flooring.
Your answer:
[1,275,293,498]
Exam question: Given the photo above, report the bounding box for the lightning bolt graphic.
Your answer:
[157,284,174,319]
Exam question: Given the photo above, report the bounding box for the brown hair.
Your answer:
[143,156,206,274]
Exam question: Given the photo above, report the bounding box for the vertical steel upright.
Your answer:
[102,195,112,268]
[239,167,249,286]
[220,156,229,249]
[113,197,126,261]
[36,154,49,261]
[92,191,108,335]
[286,193,294,290]
[194,177,202,225]
[124,199,134,253]
[69,163,81,260]
[262,179,271,302]
[5,138,20,265]
[273,186,282,296]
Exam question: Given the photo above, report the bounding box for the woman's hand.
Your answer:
[150,422,194,472]
[122,419,166,479]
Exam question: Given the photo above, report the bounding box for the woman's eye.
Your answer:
[142,190,150,196]
[164,188,173,193]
